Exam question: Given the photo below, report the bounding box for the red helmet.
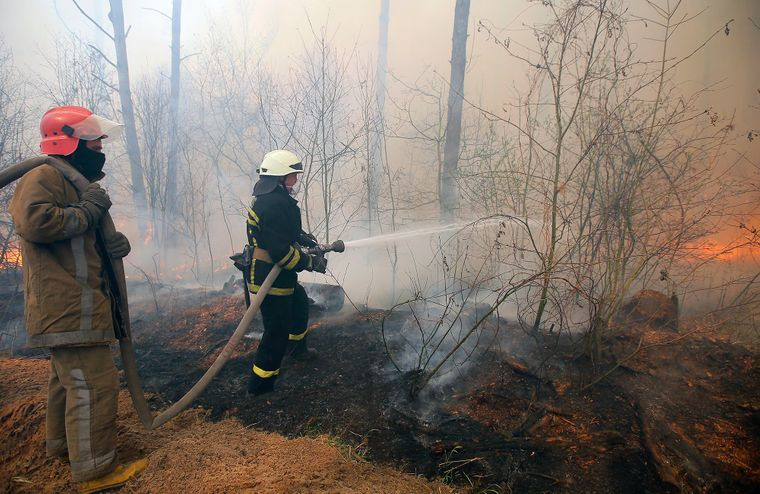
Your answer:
[40,106,123,156]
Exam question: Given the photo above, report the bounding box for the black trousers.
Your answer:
[248,283,308,393]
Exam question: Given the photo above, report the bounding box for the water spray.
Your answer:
[341,218,519,250]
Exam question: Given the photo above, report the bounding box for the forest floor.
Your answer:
[1,286,759,493]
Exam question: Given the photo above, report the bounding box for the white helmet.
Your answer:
[257,149,304,177]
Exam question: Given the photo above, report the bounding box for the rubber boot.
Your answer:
[289,341,318,362]
[78,458,149,493]
[247,375,275,397]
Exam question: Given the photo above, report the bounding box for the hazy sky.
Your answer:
[1,0,758,159]
[2,0,756,298]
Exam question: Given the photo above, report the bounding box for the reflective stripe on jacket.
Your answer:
[9,160,114,348]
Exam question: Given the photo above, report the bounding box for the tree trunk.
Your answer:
[109,0,148,238]
[440,0,470,223]
[165,0,182,246]
[369,0,389,235]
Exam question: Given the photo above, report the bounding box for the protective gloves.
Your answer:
[309,255,328,274]
[78,183,112,226]
[105,231,131,259]
[298,231,318,248]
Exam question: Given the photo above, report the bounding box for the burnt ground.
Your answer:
[122,289,760,493]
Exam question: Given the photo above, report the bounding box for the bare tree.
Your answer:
[142,0,184,249]
[72,0,149,238]
[472,0,737,365]
[36,35,113,115]
[257,19,366,242]
[440,0,470,222]
[132,74,169,242]
[0,41,30,268]
[384,73,449,222]
[368,0,390,235]
[187,19,269,180]
[165,0,183,236]
[0,40,32,350]
[185,20,272,261]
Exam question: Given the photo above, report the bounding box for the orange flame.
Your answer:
[143,222,154,246]
[1,244,23,269]
[685,241,760,261]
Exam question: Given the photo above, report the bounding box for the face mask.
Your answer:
[69,140,106,181]
[285,180,302,196]
[283,173,302,196]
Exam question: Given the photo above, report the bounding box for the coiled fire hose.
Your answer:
[1,157,281,430]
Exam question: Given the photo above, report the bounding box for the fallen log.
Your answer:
[635,399,682,491]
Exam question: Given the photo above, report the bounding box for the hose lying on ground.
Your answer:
[1,157,276,430]
[149,266,279,428]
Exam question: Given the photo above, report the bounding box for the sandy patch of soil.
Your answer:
[0,357,451,493]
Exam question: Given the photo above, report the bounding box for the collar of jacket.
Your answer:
[254,179,298,204]
[45,155,103,189]
[58,154,105,182]
[5,155,92,194]
[276,184,299,204]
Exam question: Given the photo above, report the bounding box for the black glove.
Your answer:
[105,231,131,259]
[79,183,112,225]
[298,231,318,248]
[309,255,328,274]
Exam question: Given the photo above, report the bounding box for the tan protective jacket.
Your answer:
[9,158,115,348]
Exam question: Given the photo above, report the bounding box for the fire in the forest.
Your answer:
[1,244,22,269]
[685,241,760,261]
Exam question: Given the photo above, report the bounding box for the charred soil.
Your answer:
[126,291,760,492]
[2,289,758,493]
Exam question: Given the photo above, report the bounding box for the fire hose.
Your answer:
[0,157,343,429]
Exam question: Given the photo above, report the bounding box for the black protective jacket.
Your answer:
[246,185,311,296]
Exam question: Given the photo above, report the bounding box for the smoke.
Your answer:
[316,218,527,308]
[0,1,757,348]
[383,296,495,375]
[297,218,538,406]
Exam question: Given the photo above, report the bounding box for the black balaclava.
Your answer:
[64,139,106,181]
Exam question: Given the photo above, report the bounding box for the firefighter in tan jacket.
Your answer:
[9,106,147,493]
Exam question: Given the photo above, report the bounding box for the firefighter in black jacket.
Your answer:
[246,149,326,396]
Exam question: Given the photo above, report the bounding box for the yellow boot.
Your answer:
[79,458,149,493]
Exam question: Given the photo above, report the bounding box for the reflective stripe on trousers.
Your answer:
[252,364,280,378]
[71,235,93,331]
[48,346,119,482]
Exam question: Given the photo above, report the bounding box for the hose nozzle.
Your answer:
[328,240,345,253]
[306,240,345,255]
